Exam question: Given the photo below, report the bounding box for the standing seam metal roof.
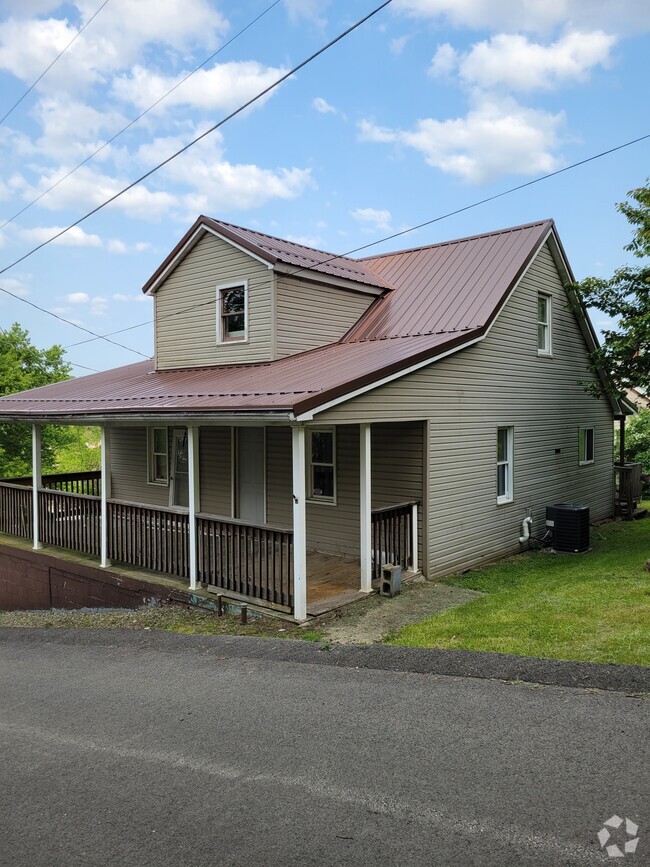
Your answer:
[0,220,554,419]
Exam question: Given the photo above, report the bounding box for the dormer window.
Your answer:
[217,281,248,343]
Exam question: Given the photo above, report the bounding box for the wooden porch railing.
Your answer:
[3,470,101,496]
[108,500,190,579]
[38,489,101,556]
[371,500,418,580]
[0,481,33,539]
[197,514,293,611]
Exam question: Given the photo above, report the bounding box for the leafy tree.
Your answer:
[616,406,650,470]
[572,180,649,396]
[0,323,76,477]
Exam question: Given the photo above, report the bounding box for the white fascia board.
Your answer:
[0,412,293,427]
[295,228,551,421]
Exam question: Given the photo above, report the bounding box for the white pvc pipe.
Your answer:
[519,516,533,544]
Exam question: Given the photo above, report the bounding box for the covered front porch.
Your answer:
[0,420,423,620]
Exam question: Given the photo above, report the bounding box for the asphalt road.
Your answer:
[0,630,647,867]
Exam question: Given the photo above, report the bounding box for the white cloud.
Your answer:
[111,61,288,114]
[112,292,149,303]
[390,35,410,56]
[63,291,108,316]
[107,239,152,254]
[394,0,650,36]
[283,0,329,26]
[312,97,337,114]
[66,292,90,303]
[1,276,30,296]
[429,42,457,77]
[21,225,103,247]
[0,0,228,92]
[359,98,565,184]
[352,207,392,233]
[431,31,616,92]
[285,234,323,247]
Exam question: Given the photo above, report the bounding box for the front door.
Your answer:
[237,428,265,523]
[171,429,189,508]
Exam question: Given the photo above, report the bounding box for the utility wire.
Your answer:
[0,0,282,231]
[0,0,110,126]
[0,0,393,280]
[0,0,393,358]
[63,131,650,351]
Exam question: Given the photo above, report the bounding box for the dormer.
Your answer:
[143,217,389,370]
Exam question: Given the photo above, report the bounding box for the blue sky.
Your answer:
[0,0,647,375]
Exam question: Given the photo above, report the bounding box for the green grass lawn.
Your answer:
[386,515,650,667]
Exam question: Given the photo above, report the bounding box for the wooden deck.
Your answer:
[306,551,370,616]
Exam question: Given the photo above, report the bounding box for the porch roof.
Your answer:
[0,218,568,421]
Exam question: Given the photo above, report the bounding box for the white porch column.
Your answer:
[291,426,307,621]
[31,424,42,550]
[100,426,112,568]
[359,423,372,592]
[188,425,200,591]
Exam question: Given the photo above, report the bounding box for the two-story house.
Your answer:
[0,216,622,619]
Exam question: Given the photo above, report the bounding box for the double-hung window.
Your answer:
[497,426,514,504]
[147,427,169,485]
[537,292,552,355]
[579,427,594,465]
[308,428,336,503]
[217,282,247,343]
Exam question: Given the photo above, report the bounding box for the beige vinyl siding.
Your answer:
[275,275,375,357]
[266,423,424,563]
[109,427,170,507]
[154,232,273,369]
[199,427,232,516]
[314,241,614,578]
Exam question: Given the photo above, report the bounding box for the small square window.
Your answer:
[217,282,247,343]
[308,429,336,503]
[579,427,594,464]
[537,292,552,355]
[148,427,169,485]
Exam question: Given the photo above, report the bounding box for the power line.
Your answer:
[0,0,282,232]
[0,0,110,126]
[0,0,393,358]
[0,0,392,280]
[0,280,150,358]
[63,131,650,352]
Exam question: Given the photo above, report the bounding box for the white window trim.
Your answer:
[579,427,595,465]
[497,426,514,505]
[216,280,249,345]
[147,426,169,486]
[307,427,337,506]
[537,291,552,356]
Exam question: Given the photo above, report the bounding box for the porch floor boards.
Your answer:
[306,551,370,617]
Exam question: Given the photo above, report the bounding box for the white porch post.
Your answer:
[31,424,42,550]
[100,426,112,568]
[188,425,200,591]
[291,426,307,621]
[360,423,372,593]
[410,502,418,573]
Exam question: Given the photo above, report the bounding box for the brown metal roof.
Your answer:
[347,220,552,341]
[142,216,393,294]
[0,219,555,420]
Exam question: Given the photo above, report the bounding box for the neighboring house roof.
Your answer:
[142,216,393,294]
[0,218,614,421]
[626,387,650,409]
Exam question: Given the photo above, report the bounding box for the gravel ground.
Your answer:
[318,577,481,644]
[0,606,309,639]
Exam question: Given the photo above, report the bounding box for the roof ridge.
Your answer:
[205,216,361,265]
[356,219,553,262]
